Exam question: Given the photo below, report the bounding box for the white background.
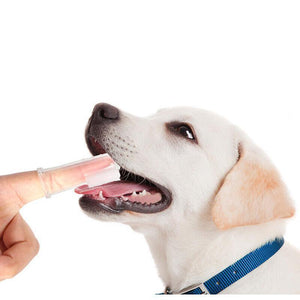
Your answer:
[0,1,299,299]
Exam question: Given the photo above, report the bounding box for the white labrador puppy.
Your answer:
[77,103,300,294]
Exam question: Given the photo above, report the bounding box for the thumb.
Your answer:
[0,214,39,280]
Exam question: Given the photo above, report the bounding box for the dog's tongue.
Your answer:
[75,181,152,197]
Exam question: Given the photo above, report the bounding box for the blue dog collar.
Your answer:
[162,237,284,295]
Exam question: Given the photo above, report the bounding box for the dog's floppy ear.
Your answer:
[212,138,295,230]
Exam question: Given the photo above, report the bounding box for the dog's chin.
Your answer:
[78,135,172,217]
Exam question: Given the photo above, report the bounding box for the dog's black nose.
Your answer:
[92,103,120,122]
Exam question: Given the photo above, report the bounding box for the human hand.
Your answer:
[0,156,109,280]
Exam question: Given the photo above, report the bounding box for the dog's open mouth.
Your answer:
[76,136,172,214]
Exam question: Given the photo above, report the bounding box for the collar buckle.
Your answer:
[178,282,210,295]
[198,283,210,295]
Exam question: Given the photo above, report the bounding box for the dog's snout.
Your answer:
[92,103,120,123]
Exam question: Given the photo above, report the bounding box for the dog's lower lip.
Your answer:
[79,191,172,215]
[79,196,123,214]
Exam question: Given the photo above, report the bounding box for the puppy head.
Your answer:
[79,103,295,231]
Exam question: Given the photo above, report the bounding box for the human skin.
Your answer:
[0,156,111,280]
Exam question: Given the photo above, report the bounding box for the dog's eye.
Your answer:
[177,124,195,140]
[166,122,196,142]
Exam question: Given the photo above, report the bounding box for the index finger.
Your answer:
[38,155,114,199]
[1,155,113,206]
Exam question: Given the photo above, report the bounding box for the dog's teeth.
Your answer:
[132,191,137,196]
[98,191,105,200]
[140,190,147,196]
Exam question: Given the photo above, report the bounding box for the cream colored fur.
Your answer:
[212,139,295,230]
[83,106,300,294]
